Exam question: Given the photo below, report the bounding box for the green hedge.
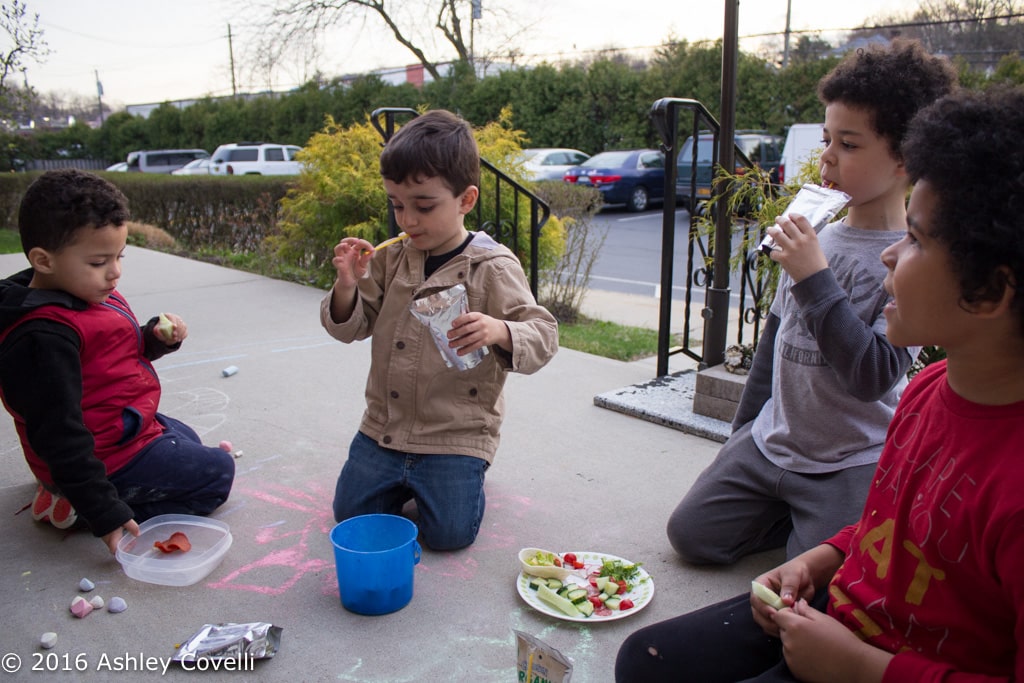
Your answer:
[0,172,295,252]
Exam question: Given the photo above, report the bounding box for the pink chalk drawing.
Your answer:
[207,482,533,593]
[207,482,337,596]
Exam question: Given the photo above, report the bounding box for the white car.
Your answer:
[520,148,590,181]
[171,158,212,176]
[209,142,303,176]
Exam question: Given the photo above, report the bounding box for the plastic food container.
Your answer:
[116,514,232,586]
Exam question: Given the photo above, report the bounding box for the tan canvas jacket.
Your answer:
[320,231,558,462]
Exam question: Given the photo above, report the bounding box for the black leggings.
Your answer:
[614,590,829,683]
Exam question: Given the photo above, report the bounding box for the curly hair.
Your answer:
[379,110,480,196]
[902,86,1024,331]
[18,168,130,256]
[818,39,959,158]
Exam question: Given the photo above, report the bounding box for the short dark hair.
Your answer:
[379,110,480,195]
[818,39,958,158]
[18,169,130,256]
[902,86,1024,329]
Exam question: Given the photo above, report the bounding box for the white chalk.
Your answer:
[221,366,239,377]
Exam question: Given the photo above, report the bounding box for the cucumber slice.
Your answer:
[751,581,785,609]
[576,599,595,617]
[546,579,564,591]
[528,577,547,591]
[536,584,582,617]
[605,596,622,610]
[565,588,589,604]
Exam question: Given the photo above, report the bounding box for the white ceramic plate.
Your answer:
[516,551,653,622]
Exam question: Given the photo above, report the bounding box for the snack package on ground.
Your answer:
[759,183,851,255]
[409,283,489,371]
[514,629,573,683]
[172,622,282,663]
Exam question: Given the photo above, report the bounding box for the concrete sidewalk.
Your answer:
[0,249,778,682]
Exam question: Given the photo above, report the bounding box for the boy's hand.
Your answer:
[102,519,140,555]
[766,213,829,282]
[155,312,187,344]
[750,557,818,636]
[331,237,375,289]
[448,312,512,355]
[773,600,892,683]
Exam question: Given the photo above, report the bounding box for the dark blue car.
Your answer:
[563,149,665,212]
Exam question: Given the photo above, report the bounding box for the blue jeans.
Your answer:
[333,431,488,551]
[108,414,235,522]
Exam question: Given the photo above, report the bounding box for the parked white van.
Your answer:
[125,149,210,174]
[209,142,303,176]
[778,123,824,185]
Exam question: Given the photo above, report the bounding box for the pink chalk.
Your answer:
[219,440,233,452]
[70,595,94,618]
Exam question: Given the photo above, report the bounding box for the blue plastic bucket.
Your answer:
[329,514,421,615]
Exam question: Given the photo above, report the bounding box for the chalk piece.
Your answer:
[40,632,57,649]
[70,595,93,618]
[89,595,104,610]
[233,449,244,458]
[221,365,239,377]
[78,577,95,592]
[108,596,127,613]
[219,440,233,453]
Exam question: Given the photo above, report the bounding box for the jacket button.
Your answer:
[390,390,399,399]
[469,388,478,397]
[383,435,392,444]
[457,271,465,279]
[396,341,405,350]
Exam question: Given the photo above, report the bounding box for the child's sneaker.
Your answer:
[31,485,78,530]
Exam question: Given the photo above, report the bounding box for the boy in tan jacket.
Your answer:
[321,110,558,550]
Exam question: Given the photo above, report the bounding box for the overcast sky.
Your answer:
[22,0,920,107]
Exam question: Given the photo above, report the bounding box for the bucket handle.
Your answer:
[413,541,422,565]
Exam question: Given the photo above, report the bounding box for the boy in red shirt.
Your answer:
[617,86,1024,682]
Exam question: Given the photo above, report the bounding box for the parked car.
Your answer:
[778,123,825,185]
[563,149,665,212]
[520,148,590,181]
[125,149,210,174]
[105,162,128,172]
[171,158,212,176]
[209,142,303,176]
[675,131,783,205]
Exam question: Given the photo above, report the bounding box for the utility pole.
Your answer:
[228,24,237,97]
[471,0,481,76]
[95,70,104,125]
[783,0,792,68]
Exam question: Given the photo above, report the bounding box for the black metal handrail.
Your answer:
[649,97,767,376]
[369,107,550,298]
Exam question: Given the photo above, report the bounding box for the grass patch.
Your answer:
[558,316,663,362]
[0,229,21,254]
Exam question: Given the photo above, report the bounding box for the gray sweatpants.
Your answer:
[667,421,875,565]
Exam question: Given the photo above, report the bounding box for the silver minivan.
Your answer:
[126,149,210,174]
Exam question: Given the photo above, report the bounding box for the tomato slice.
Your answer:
[563,553,577,565]
[153,531,192,553]
[588,596,604,608]
[619,598,635,610]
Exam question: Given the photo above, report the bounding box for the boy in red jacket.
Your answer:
[0,170,235,554]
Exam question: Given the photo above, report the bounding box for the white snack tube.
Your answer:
[409,283,489,371]
[760,183,851,255]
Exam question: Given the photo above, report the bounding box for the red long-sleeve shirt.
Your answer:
[825,360,1024,682]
